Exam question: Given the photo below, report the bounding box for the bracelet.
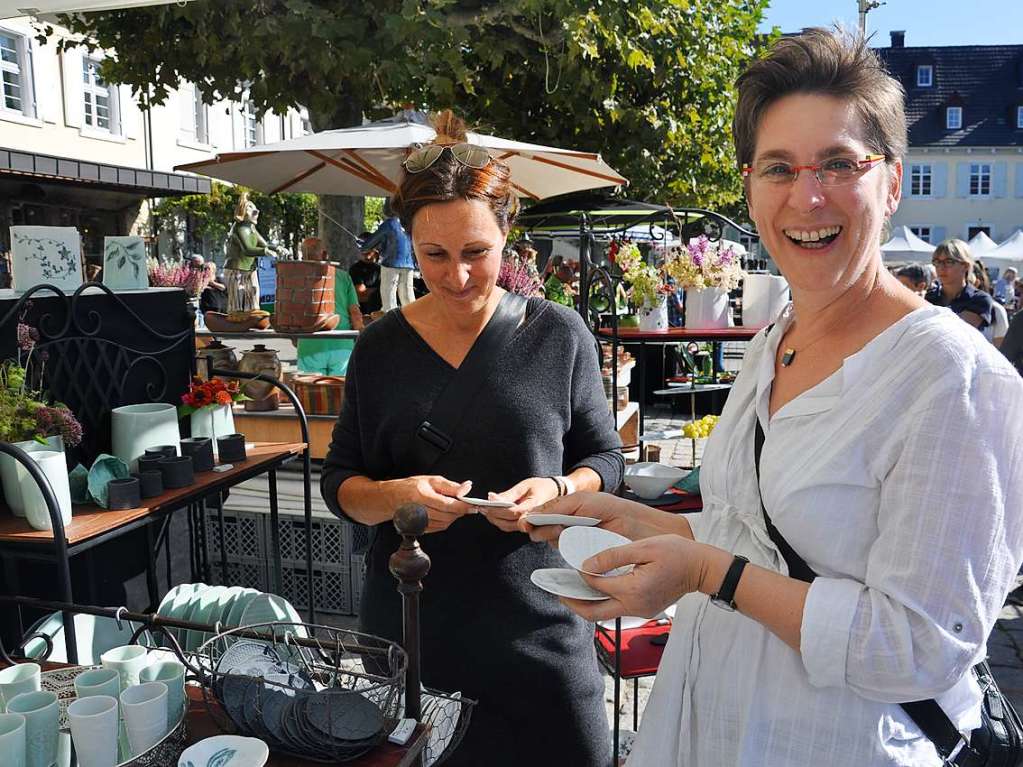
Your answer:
[546,476,566,497]
[561,475,576,496]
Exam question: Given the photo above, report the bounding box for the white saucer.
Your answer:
[524,513,600,527]
[530,568,609,601]
[559,526,634,577]
[457,496,515,508]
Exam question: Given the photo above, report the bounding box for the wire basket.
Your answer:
[195,621,407,762]
[418,687,475,767]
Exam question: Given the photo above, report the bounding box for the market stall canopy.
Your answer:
[968,230,999,256]
[176,119,627,200]
[519,193,674,234]
[7,0,193,20]
[983,229,1023,273]
[880,225,934,261]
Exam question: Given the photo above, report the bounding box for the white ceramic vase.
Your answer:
[18,451,73,533]
[638,297,669,332]
[741,273,789,328]
[684,287,730,329]
[189,404,234,442]
[0,436,63,518]
[111,403,180,472]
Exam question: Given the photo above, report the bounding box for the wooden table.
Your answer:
[0,442,308,663]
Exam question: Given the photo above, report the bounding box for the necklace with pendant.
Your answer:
[779,315,849,367]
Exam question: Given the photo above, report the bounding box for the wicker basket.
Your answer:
[293,374,345,415]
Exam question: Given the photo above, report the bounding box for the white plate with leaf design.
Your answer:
[177,734,269,767]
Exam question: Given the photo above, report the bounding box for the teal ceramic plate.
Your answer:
[158,583,199,649]
[186,585,229,653]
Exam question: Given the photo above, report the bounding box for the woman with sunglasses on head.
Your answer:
[925,239,994,331]
[523,29,1023,766]
[321,111,622,766]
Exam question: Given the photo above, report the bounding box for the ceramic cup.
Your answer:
[179,438,214,473]
[73,668,121,701]
[67,695,118,767]
[216,434,247,463]
[139,661,184,731]
[157,455,193,489]
[18,451,74,533]
[6,691,58,767]
[119,682,167,757]
[0,663,40,713]
[135,470,164,499]
[100,645,151,692]
[105,477,141,510]
[135,455,164,476]
[111,403,180,472]
[0,712,26,767]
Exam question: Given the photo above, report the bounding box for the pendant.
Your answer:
[781,348,796,367]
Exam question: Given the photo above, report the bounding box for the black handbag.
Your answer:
[753,417,1023,767]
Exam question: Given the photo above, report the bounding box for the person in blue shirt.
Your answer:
[360,200,415,311]
[925,239,994,331]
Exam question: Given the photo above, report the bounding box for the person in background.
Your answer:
[994,266,1018,308]
[200,269,228,315]
[976,265,1010,347]
[361,200,415,311]
[349,233,383,315]
[895,263,929,297]
[926,239,994,331]
[543,260,576,307]
[1000,308,1023,374]
[296,237,363,376]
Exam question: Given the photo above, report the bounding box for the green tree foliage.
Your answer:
[48,0,768,253]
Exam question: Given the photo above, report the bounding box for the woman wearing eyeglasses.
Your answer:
[321,111,622,766]
[524,29,1023,767]
[925,238,994,331]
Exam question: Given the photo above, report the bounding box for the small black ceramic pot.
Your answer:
[137,455,164,475]
[180,437,214,472]
[158,455,194,489]
[216,434,247,463]
[134,470,164,499]
[145,445,177,459]
[106,477,141,510]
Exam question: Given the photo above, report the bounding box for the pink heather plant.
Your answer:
[497,250,544,297]
[147,258,215,297]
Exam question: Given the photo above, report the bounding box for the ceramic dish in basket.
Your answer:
[178,735,269,767]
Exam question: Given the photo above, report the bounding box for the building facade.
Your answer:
[0,15,310,264]
[878,33,1023,246]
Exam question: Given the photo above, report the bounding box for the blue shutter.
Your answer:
[933,163,947,198]
[902,162,911,194]
[932,226,947,245]
[1015,163,1023,198]
[993,162,1008,198]
[956,163,970,197]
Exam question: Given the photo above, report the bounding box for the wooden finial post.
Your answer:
[389,503,430,725]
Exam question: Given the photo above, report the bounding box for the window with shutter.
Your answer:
[0,29,35,120]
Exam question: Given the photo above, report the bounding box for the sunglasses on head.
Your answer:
[402,143,492,174]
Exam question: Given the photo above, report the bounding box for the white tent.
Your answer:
[968,231,999,256]
[983,230,1023,274]
[880,225,934,261]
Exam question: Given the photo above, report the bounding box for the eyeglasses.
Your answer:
[932,258,965,268]
[741,154,886,187]
[402,143,492,174]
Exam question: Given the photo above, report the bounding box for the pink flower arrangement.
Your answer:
[664,236,744,291]
[497,250,544,297]
[147,258,216,297]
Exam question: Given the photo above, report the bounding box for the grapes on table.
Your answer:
[681,414,720,439]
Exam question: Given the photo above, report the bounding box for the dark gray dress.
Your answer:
[321,297,623,767]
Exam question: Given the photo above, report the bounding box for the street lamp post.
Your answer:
[858,0,885,36]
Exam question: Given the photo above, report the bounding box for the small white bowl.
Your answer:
[559,526,634,577]
[624,462,688,499]
[178,735,269,767]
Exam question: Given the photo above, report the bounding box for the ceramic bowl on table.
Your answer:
[623,462,689,500]
[177,735,269,767]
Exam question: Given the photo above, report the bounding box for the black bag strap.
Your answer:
[408,292,528,472]
[752,325,978,766]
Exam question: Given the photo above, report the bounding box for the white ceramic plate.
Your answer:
[457,496,514,508]
[224,588,261,630]
[559,526,634,577]
[524,513,600,527]
[178,734,269,767]
[239,593,308,640]
[530,568,609,601]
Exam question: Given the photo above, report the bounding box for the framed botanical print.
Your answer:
[102,236,149,290]
[10,226,84,294]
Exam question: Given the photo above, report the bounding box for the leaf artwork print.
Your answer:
[13,232,78,280]
[106,239,146,278]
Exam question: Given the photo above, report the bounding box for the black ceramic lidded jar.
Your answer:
[106,477,141,510]
[135,470,164,499]
[137,455,164,475]
[158,455,194,489]
[180,437,215,472]
[216,434,247,463]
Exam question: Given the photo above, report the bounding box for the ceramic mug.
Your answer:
[0,663,40,713]
[0,712,26,767]
[67,695,118,767]
[73,668,121,701]
[139,661,185,731]
[99,645,150,692]
[119,682,167,757]
[6,690,58,767]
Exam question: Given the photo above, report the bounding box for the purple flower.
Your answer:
[16,323,35,351]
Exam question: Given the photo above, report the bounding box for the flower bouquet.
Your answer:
[147,258,216,298]
[663,236,744,292]
[178,376,249,418]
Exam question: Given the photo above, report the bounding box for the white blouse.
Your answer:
[628,304,1023,767]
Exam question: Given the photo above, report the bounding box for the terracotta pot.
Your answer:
[238,344,282,411]
[272,261,340,333]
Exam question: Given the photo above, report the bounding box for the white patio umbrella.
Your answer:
[6,0,192,20]
[880,225,934,262]
[968,230,999,256]
[175,118,627,201]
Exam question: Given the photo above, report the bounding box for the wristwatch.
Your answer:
[710,554,749,611]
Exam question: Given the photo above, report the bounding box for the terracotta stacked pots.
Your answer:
[272,262,340,333]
